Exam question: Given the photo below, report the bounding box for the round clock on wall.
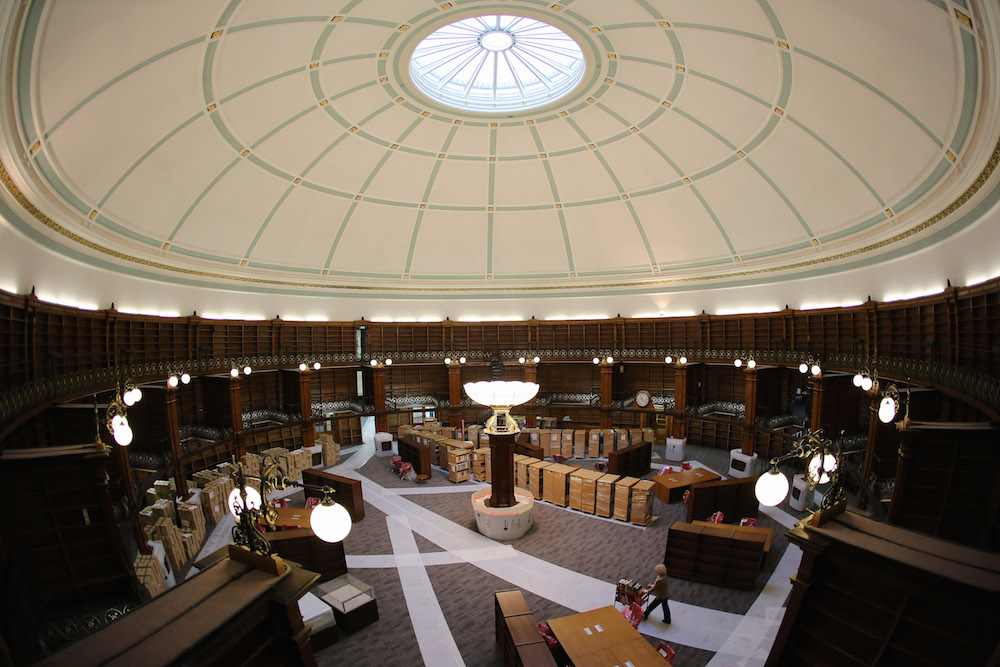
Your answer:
[635,390,651,408]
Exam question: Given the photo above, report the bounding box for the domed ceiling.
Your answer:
[0,0,998,301]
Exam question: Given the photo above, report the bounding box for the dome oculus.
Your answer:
[409,15,585,112]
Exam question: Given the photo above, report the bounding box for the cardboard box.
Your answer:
[514,455,537,489]
[527,460,554,499]
[472,447,490,482]
[595,473,620,517]
[629,428,643,446]
[527,428,540,446]
[613,477,639,522]
[573,430,587,458]
[615,429,630,450]
[569,469,602,511]
[642,427,655,444]
[602,429,616,457]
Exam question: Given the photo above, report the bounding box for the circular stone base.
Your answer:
[471,487,534,540]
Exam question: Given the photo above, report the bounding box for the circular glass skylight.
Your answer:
[409,15,585,112]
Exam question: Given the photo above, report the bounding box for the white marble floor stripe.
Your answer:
[387,483,489,495]
[706,545,801,666]
[759,503,801,530]
[385,514,466,666]
[351,472,745,653]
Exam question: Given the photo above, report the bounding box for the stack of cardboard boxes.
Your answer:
[176,500,207,557]
[629,480,656,525]
[199,473,235,524]
[133,554,167,599]
[317,433,341,467]
[239,452,261,478]
[149,517,186,575]
[445,440,472,483]
[595,474,620,517]
[472,447,490,482]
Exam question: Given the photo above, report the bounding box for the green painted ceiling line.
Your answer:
[595,102,631,127]
[311,25,335,61]
[673,107,737,150]
[592,150,625,192]
[625,199,657,266]
[330,79,378,102]
[220,66,304,105]
[251,105,317,149]
[634,0,664,19]
[16,0,46,145]
[486,210,494,275]
[556,208,575,273]
[229,16,330,34]
[216,0,242,28]
[357,101,395,127]
[745,158,814,237]
[638,134,684,176]
[689,184,736,254]
[893,157,952,213]
[358,150,394,193]
[794,47,943,148]
[619,54,674,68]
[422,160,444,202]
[301,133,351,176]
[246,154,295,182]
[338,0,365,12]
[527,126,545,152]
[244,184,295,257]
[167,157,239,241]
[541,159,561,202]
[344,16,398,28]
[170,245,242,263]
[42,34,206,143]
[786,115,885,206]
[209,111,243,152]
[202,41,219,105]
[323,200,359,268]
[666,30,685,65]
[395,116,425,143]
[488,162,495,206]
[690,154,739,181]
[407,7,439,24]
[32,153,88,217]
[403,210,425,274]
[615,81,660,103]
[756,0,787,40]
[563,117,592,143]
[440,125,460,152]
[489,127,497,155]
[322,53,377,66]
[666,73,684,103]
[688,70,769,107]
[951,30,979,153]
[672,23,772,43]
[602,22,658,31]
[98,111,202,207]
[776,51,793,109]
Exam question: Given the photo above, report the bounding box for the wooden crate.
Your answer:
[573,430,587,458]
[542,464,578,506]
[613,477,639,522]
[561,430,574,458]
[516,456,540,490]
[595,474,620,517]
[630,480,656,525]
[615,429,630,450]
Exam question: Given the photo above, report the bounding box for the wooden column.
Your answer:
[810,374,824,433]
[858,392,882,508]
[599,363,613,429]
[166,385,190,500]
[672,365,688,438]
[523,363,537,427]
[486,432,516,508]
[742,367,758,455]
[372,365,387,433]
[229,374,245,458]
[448,364,462,427]
[298,370,314,450]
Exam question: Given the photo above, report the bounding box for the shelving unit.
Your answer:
[445,440,473,483]
[663,522,764,590]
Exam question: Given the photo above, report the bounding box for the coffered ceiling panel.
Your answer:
[1,0,995,300]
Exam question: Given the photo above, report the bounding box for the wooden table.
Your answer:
[273,506,311,528]
[650,467,723,503]
[692,519,773,552]
[548,606,664,666]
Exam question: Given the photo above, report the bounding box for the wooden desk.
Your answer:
[273,506,311,528]
[692,519,773,552]
[548,606,663,666]
[650,467,722,503]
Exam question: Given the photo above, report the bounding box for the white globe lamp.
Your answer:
[878,396,897,423]
[227,486,263,517]
[755,469,789,506]
[310,499,353,543]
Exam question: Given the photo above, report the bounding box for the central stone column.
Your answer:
[485,432,516,508]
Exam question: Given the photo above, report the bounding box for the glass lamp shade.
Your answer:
[606,356,614,364]
[665,356,672,364]
[678,356,687,365]
[243,366,252,375]
[370,359,378,366]
[811,364,822,376]
[228,486,263,517]
[112,422,133,446]
[878,396,897,423]
[518,357,526,364]
[799,363,809,373]
[853,373,863,387]
[230,368,239,377]
[734,359,742,368]
[747,359,757,369]
[593,357,600,364]
[313,362,321,370]
[533,356,540,363]
[111,414,125,428]
[299,362,308,371]
[310,501,353,543]
[123,390,137,406]
[444,357,452,365]
[167,375,179,388]
[180,373,191,384]
[860,376,874,392]
[464,380,539,407]
[459,356,466,364]
[807,453,838,485]
[755,469,789,506]
[385,358,392,365]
